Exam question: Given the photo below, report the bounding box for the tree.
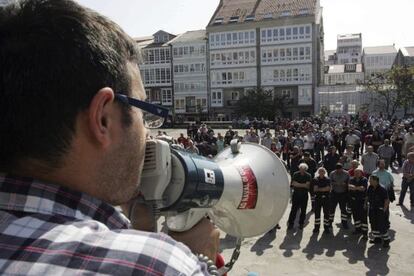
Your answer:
[235,88,273,119]
[235,88,293,120]
[363,66,414,119]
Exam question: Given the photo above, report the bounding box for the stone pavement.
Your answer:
[151,129,414,276]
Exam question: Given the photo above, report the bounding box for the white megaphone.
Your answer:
[139,139,290,238]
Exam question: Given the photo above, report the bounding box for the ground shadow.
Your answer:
[279,228,304,257]
[302,232,324,260]
[400,205,414,224]
[364,243,391,276]
[250,229,277,256]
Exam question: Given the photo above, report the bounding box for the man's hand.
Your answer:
[169,218,220,263]
[121,200,155,232]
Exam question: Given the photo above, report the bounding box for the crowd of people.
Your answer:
[160,115,414,249]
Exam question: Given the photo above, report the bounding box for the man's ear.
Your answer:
[88,88,116,148]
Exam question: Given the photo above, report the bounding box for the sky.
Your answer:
[76,0,414,50]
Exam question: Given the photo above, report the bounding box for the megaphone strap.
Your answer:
[217,237,243,275]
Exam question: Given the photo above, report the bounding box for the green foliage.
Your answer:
[363,66,414,118]
[235,88,292,119]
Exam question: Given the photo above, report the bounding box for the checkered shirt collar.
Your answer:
[0,173,130,230]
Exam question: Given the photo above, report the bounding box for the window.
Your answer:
[214,18,224,24]
[264,12,272,19]
[161,89,172,105]
[282,89,291,98]
[211,90,223,106]
[279,28,285,41]
[286,28,292,40]
[348,104,356,114]
[231,91,239,100]
[245,15,255,21]
[175,99,185,109]
[298,86,312,106]
[281,11,291,17]
[229,16,239,23]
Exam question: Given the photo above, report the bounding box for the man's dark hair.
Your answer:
[0,0,138,171]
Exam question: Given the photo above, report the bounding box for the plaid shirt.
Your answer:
[0,174,209,275]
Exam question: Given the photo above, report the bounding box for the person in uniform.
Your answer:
[312,167,331,234]
[367,175,391,248]
[324,146,340,175]
[329,163,350,229]
[349,169,368,238]
[288,163,312,230]
[300,152,317,211]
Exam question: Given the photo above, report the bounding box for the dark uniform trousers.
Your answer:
[314,194,330,230]
[350,196,368,234]
[288,192,308,226]
[330,192,348,226]
[369,208,390,242]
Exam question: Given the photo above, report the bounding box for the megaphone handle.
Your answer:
[217,237,243,276]
[215,254,227,276]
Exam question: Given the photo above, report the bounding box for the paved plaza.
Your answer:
[152,129,414,276]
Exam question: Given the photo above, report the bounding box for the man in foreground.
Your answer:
[0,0,218,274]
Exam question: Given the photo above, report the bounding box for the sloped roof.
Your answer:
[401,46,414,57]
[208,0,317,26]
[255,0,317,20]
[364,45,397,55]
[168,30,206,44]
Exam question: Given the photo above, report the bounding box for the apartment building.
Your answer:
[169,30,209,121]
[206,0,324,120]
[363,45,398,79]
[336,33,362,64]
[136,31,176,111]
[396,46,414,67]
[316,85,369,116]
[324,63,364,85]
[325,50,337,65]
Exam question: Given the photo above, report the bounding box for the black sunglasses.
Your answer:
[115,94,169,128]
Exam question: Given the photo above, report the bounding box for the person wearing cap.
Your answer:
[367,175,391,248]
[287,163,312,230]
[312,167,331,234]
[329,163,350,229]
[349,169,368,237]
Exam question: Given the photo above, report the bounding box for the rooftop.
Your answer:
[168,30,207,44]
[208,0,318,26]
[364,45,398,55]
[401,46,414,57]
[337,33,362,40]
[326,64,363,74]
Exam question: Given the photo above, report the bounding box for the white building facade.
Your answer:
[137,31,175,112]
[324,64,364,85]
[336,33,362,64]
[208,28,258,120]
[363,45,398,79]
[169,30,209,121]
[206,0,324,120]
[316,85,369,116]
